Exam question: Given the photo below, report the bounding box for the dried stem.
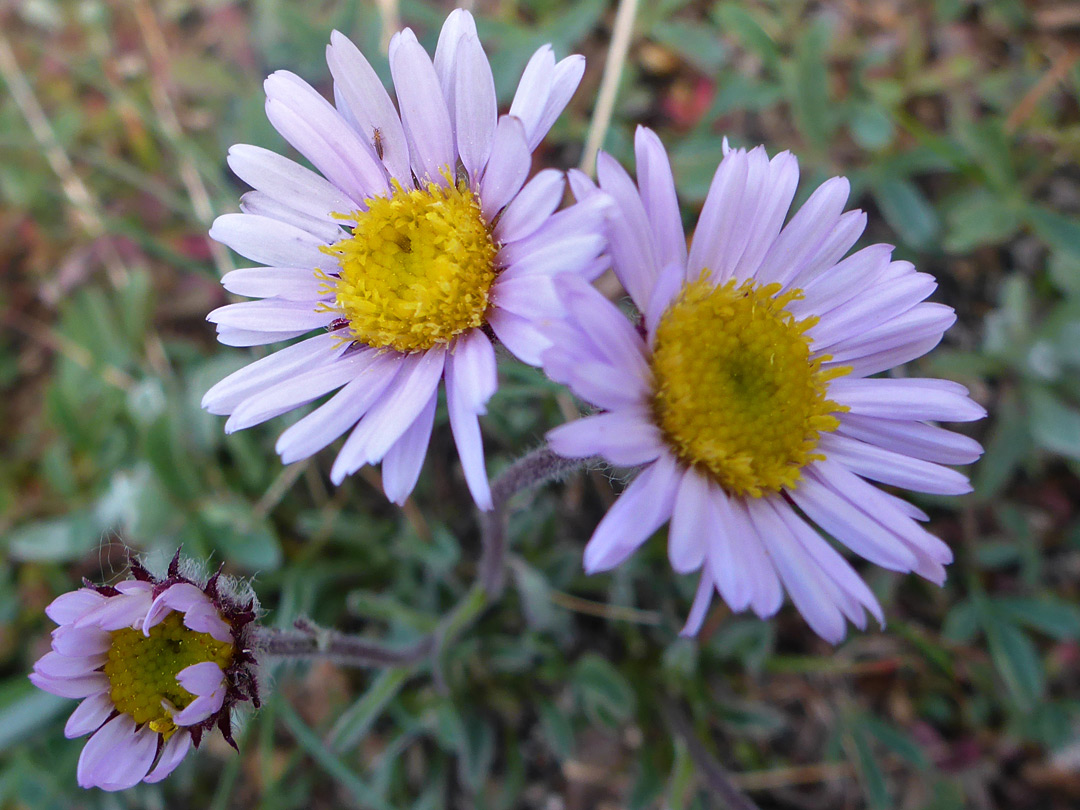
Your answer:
[663,701,762,810]
[579,0,640,176]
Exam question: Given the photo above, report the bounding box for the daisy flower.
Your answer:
[29,555,259,791]
[543,127,985,642]
[203,10,606,509]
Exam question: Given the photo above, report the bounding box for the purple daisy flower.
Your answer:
[543,127,985,643]
[203,10,607,509]
[30,555,259,791]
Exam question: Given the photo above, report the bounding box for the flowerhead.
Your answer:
[30,554,259,791]
[543,127,985,643]
[203,10,607,509]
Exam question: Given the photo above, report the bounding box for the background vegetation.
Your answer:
[2,0,1080,807]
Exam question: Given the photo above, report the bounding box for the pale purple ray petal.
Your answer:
[772,500,884,626]
[810,272,938,349]
[446,351,493,510]
[746,497,847,643]
[825,303,955,363]
[528,54,585,150]
[239,191,348,243]
[543,353,650,412]
[567,167,600,201]
[263,78,389,204]
[546,408,666,467]
[144,731,192,784]
[276,352,401,464]
[817,433,973,495]
[142,583,210,634]
[76,714,133,789]
[829,377,986,422]
[46,589,105,625]
[479,115,530,220]
[491,273,563,319]
[713,146,770,283]
[597,151,660,312]
[556,275,652,382]
[509,46,555,145]
[680,574,715,637]
[76,589,152,631]
[227,144,355,220]
[448,329,497,414]
[64,691,114,739]
[431,8,477,144]
[454,34,497,183]
[96,724,158,791]
[644,261,688,342]
[214,325,315,348]
[208,299,336,336]
[810,460,954,568]
[327,30,411,182]
[220,266,329,301]
[34,651,107,679]
[699,480,753,611]
[202,333,347,415]
[583,453,681,573]
[685,148,749,282]
[381,388,437,505]
[498,192,611,266]
[488,307,552,366]
[786,243,893,319]
[225,347,380,432]
[782,209,867,290]
[754,176,851,287]
[787,472,919,571]
[182,602,233,643]
[667,467,710,574]
[209,213,329,269]
[836,413,983,466]
[730,150,800,281]
[498,235,609,280]
[389,29,455,183]
[177,661,226,697]
[330,348,446,483]
[30,672,109,699]
[493,169,565,244]
[634,126,687,271]
[52,625,110,657]
[721,495,785,617]
[826,333,945,378]
[114,581,152,595]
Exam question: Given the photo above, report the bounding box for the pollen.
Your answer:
[318,176,499,353]
[103,612,233,738]
[650,275,849,497]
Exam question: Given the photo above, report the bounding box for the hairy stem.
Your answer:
[258,446,596,668]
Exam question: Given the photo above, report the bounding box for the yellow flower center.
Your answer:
[104,612,233,738]
[318,177,498,353]
[650,275,849,497]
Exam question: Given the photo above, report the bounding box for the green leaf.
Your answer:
[944,188,1022,253]
[1028,205,1080,261]
[994,597,1080,640]
[573,654,636,728]
[872,177,941,248]
[5,511,100,562]
[0,681,68,753]
[1025,385,1080,461]
[200,500,283,570]
[711,3,781,75]
[983,617,1045,709]
[329,667,411,753]
[650,21,726,73]
[849,103,894,150]
[537,698,574,761]
[791,17,835,149]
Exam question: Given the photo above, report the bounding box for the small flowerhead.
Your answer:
[30,552,260,791]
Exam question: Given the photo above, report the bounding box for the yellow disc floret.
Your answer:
[318,177,498,353]
[651,275,849,497]
[104,612,233,738]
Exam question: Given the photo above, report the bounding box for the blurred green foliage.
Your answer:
[1,0,1079,807]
